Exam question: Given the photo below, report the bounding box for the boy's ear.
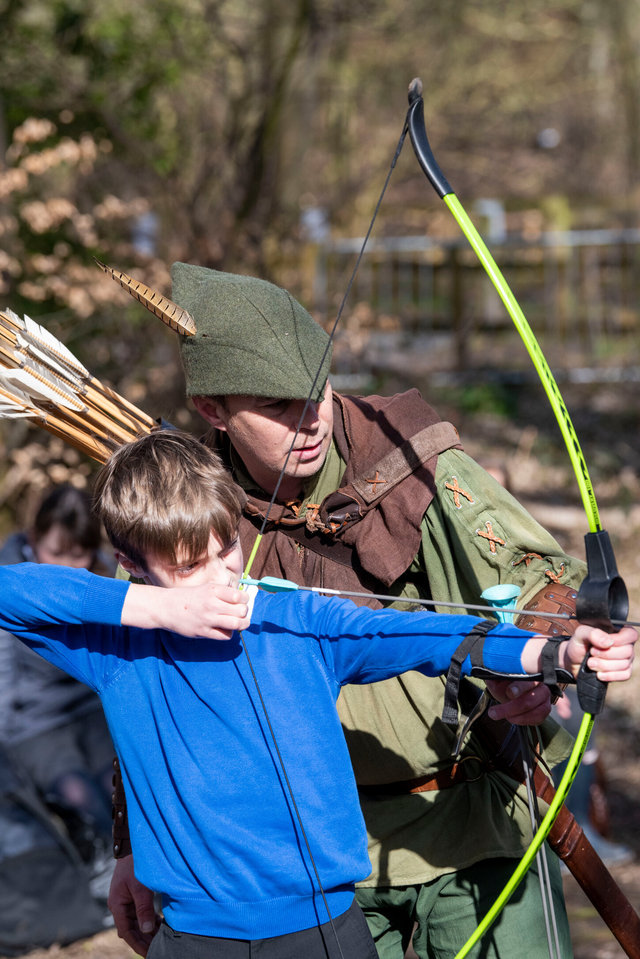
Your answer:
[114,551,147,581]
[192,395,228,431]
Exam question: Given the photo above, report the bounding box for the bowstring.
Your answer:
[238,113,413,958]
[244,120,411,571]
[518,727,563,959]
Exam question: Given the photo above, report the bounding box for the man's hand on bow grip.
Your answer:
[486,679,551,724]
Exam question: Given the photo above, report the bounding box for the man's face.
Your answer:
[193,382,334,500]
[130,530,244,591]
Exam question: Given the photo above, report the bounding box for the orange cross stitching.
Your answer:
[365,471,386,494]
[476,522,506,554]
[513,552,543,568]
[445,477,474,508]
[545,564,566,584]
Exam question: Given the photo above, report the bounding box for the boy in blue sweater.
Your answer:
[0,430,635,959]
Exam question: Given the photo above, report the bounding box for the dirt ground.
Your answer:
[8,379,640,959]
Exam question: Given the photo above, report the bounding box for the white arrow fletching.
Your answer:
[14,331,84,389]
[0,366,85,410]
[0,401,37,418]
[0,306,156,459]
[0,376,41,418]
[20,313,89,378]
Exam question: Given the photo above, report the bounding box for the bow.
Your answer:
[404,77,630,956]
[234,78,632,957]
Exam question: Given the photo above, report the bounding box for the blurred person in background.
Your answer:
[0,483,117,898]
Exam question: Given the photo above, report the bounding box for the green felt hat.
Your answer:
[171,263,332,401]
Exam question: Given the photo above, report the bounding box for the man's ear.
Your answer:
[115,551,148,581]
[192,395,228,431]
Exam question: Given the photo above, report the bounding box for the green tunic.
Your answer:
[287,441,581,887]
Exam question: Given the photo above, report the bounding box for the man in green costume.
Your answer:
[109,264,582,958]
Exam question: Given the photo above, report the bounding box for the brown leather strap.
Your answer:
[350,421,461,505]
[112,756,131,858]
[358,754,493,796]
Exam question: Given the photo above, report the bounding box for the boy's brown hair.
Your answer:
[93,429,246,570]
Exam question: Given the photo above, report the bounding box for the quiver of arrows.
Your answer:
[0,308,156,463]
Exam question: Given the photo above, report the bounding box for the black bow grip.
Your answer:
[575,530,629,714]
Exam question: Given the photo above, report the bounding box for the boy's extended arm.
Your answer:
[0,565,632,684]
[310,590,636,689]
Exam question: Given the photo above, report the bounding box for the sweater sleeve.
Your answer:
[0,563,130,690]
[296,590,535,686]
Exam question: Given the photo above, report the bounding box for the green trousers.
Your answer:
[356,854,573,959]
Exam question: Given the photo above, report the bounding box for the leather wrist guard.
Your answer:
[514,583,578,637]
[112,756,132,859]
[515,582,578,702]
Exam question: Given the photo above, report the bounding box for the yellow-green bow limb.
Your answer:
[406,78,599,533]
[404,76,629,957]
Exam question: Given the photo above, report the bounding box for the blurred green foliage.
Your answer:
[0,0,638,530]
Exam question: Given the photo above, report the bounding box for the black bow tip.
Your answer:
[408,77,423,103]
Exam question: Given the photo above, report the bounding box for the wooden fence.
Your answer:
[305,227,640,379]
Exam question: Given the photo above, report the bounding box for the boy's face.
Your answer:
[119,530,243,590]
[192,382,334,501]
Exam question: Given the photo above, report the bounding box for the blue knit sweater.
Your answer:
[0,563,535,939]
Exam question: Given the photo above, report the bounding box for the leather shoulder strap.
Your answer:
[351,421,462,506]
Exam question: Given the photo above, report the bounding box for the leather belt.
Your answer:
[357,754,493,796]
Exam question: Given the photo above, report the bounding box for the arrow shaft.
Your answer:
[240,578,637,628]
